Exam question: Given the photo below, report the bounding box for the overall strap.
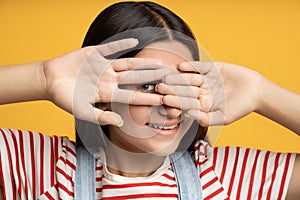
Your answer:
[74,146,202,199]
[170,151,203,200]
[74,145,96,200]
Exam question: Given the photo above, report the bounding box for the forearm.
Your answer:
[0,61,47,104]
[256,78,300,135]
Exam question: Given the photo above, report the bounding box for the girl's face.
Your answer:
[106,40,195,155]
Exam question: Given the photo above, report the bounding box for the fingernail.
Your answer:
[155,83,160,92]
[184,113,193,119]
[117,119,124,127]
[115,115,124,127]
[131,38,139,46]
[160,96,164,105]
[186,110,198,118]
[117,120,124,127]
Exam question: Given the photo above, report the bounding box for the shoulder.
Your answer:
[194,139,295,169]
[0,128,75,164]
[194,140,296,199]
[0,128,76,198]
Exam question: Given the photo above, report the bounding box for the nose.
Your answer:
[158,105,182,118]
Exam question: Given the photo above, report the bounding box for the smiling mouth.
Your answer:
[146,123,179,130]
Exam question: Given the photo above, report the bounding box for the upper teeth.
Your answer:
[147,124,178,130]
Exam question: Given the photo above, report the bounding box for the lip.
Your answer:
[145,122,181,137]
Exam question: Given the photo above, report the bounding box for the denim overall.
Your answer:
[75,146,203,200]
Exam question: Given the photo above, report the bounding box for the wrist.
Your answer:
[24,60,49,101]
[0,61,49,104]
[37,60,49,100]
[254,76,267,114]
[254,76,282,117]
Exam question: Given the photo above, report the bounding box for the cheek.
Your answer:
[128,105,150,125]
[110,103,150,126]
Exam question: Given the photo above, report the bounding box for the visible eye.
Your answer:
[138,83,156,93]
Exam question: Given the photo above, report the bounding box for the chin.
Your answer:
[147,141,181,156]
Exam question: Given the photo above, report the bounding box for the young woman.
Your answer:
[0,1,299,199]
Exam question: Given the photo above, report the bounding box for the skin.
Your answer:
[102,40,300,198]
[0,39,166,126]
[103,40,197,177]
[0,39,299,198]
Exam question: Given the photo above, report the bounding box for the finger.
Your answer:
[117,67,174,84]
[156,83,201,98]
[113,89,163,105]
[164,73,204,86]
[178,61,218,75]
[186,110,225,127]
[95,38,138,57]
[111,57,163,71]
[162,95,201,110]
[94,108,124,126]
[73,104,123,126]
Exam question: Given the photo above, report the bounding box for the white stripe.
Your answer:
[42,134,52,192]
[240,149,258,199]
[0,129,14,199]
[23,131,34,200]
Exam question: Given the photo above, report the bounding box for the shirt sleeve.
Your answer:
[210,144,296,200]
[0,128,64,200]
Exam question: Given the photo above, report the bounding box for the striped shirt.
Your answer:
[0,128,295,200]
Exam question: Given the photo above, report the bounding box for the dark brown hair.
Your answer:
[77,1,207,150]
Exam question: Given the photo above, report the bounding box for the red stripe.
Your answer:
[194,143,200,152]
[202,177,218,190]
[213,148,218,168]
[29,132,36,199]
[247,150,261,200]
[50,137,55,185]
[258,151,270,199]
[58,156,76,176]
[96,187,103,192]
[278,153,291,199]
[1,130,17,199]
[204,187,224,200]
[63,144,76,157]
[56,166,73,182]
[236,148,250,199]
[102,193,178,199]
[102,182,177,189]
[1,129,17,200]
[96,174,105,182]
[196,159,208,166]
[219,146,229,183]
[200,166,214,177]
[227,146,240,196]
[44,191,55,200]
[96,166,103,171]
[162,173,175,181]
[58,182,74,196]
[266,153,280,199]
[66,159,76,170]
[39,133,45,194]
[58,156,66,163]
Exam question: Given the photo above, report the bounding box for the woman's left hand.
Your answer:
[156,61,264,127]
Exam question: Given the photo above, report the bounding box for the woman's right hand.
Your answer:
[43,39,168,126]
[157,61,264,127]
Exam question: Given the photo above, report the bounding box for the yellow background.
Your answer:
[0,0,299,152]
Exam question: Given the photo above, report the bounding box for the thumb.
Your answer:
[94,108,124,127]
[73,104,124,127]
[186,109,225,127]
